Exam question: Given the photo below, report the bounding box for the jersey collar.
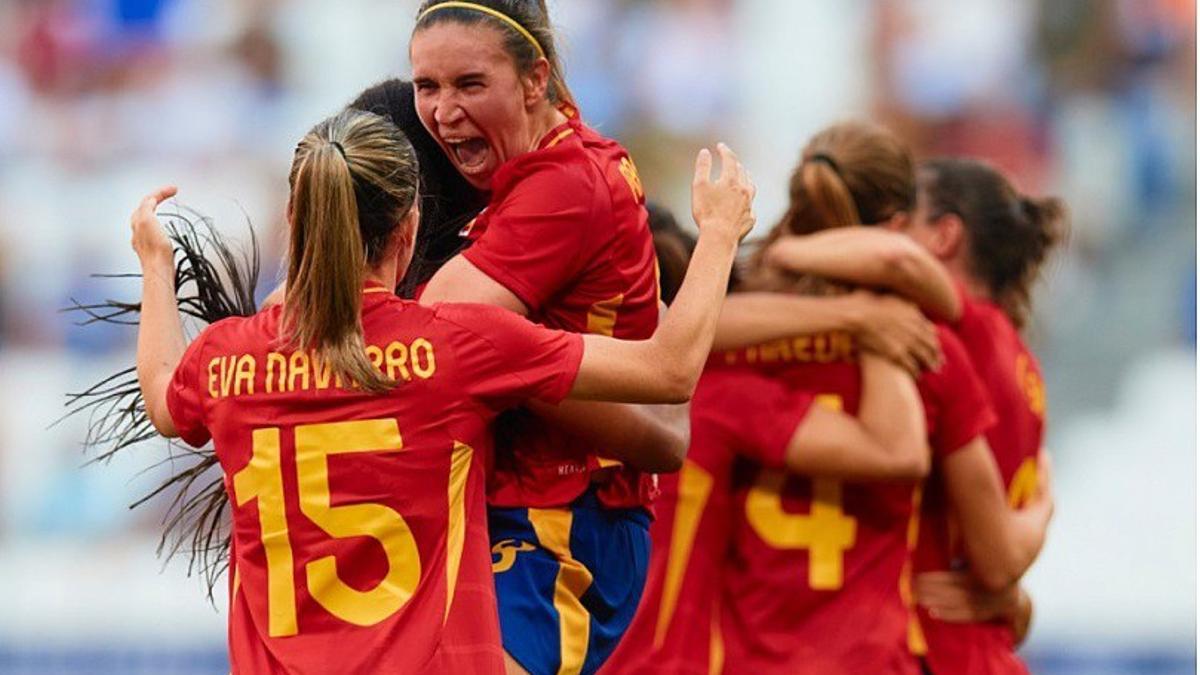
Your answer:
[536,103,581,151]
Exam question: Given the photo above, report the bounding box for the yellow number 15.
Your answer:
[233,418,420,637]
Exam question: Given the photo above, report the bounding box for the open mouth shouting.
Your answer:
[443,137,490,177]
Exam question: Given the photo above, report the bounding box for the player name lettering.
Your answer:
[722,331,857,367]
[206,338,438,399]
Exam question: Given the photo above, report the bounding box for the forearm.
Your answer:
[766,229,961,321]
[1007,498,1052,575]
[713,293,862,350]
[572,144,752,403]
[857,353,929,476]
[650,231,740,388]
[137,254,186,436]
[964,507,1048,591]
[573,232,739,403]
[526,399,687,473]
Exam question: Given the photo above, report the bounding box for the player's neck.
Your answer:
[955,268,992,302]
[527,104,569,151]
[365,260,398,294]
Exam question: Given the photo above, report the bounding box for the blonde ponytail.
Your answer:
[742,121,916,295]
[284,110,420,393]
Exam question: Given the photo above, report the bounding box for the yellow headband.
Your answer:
[417,2,546,60]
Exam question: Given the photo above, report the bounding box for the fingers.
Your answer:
[740,161,757,202]
[916,571,972,590]
[915,571,980,622]
[912,327,942,371]
[888,339,921,377]
[150,184,178,205]
[716,142,739,183]
[134,186,178,226]
[693,148,713,186]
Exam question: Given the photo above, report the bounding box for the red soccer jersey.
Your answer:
[714,327,994,675]
[166,288,584,675]
[914,290,1046,675]
[461,110,661,510]
[602,369,816,675]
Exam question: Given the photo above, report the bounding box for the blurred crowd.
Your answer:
[0,0,1192,361]
[0,0,1193,667]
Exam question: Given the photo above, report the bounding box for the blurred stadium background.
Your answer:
[0,0,1194,673]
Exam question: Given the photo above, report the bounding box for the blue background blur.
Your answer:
[0,1,1194,673]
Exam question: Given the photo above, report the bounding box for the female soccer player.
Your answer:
[602,197,932,675]
[757,145,1057,672]
[622,121,1052,674]
[408,2,687,672]
[899,158,1065,675]
[347,77,685,471]
[131,109,755,674]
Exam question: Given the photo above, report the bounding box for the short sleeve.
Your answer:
[166,331,213,448]
[693,370,816,470]
[919,328,996,459]
[461,164,597,312]
[438,304,585,408]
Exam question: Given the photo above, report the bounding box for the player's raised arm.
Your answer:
[714,290,942,374]
[764,227,962,321]
[130,185,185,438]
[569,143,755,403]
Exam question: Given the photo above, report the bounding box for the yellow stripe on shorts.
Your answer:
[527,508,594,675]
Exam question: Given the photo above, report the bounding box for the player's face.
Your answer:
[412,23,533,190]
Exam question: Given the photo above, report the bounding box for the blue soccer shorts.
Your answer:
[489,489,651,675]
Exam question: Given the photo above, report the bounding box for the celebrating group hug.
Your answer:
[118,2,1063,674]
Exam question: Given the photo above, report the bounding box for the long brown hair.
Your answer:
[743,121,916,293]
[919,158,1067,328]
[414,0,576,107]
[284,109,419,392]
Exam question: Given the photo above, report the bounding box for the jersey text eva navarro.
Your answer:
[204,338,437,399]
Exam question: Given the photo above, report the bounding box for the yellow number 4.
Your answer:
[743,394,857,590]
[233,419,421,637]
